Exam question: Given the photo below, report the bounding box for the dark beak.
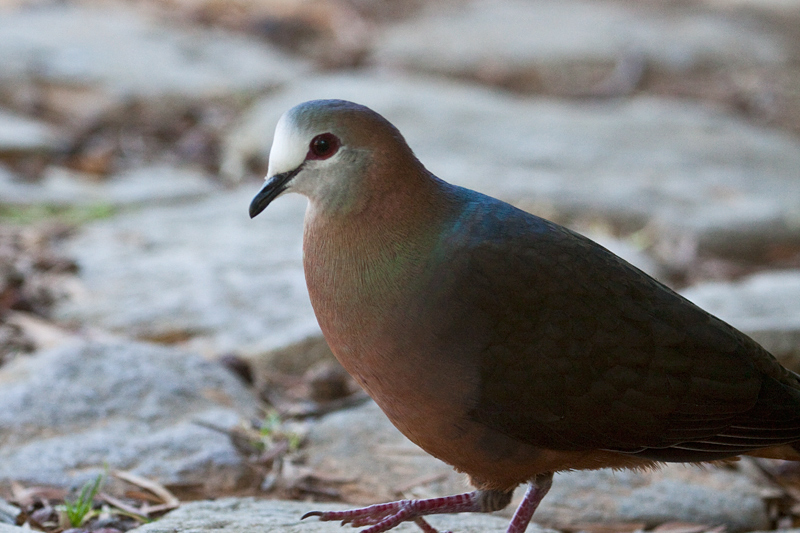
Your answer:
[249,167,302,219]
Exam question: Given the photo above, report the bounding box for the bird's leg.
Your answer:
[506,473,554,533]
[301,488,514,533]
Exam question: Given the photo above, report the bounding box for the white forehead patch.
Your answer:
[266,111,309,179]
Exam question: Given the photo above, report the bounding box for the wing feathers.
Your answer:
[448,195,800,461]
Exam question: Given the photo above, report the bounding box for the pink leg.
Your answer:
[506,473,554,533]
[302,489,511,533]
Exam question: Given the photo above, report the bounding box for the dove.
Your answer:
[249,99,800,533]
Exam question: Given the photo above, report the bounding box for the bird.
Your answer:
[249,99,800,533]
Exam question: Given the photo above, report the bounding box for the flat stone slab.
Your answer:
[53,186,317,355]
[682,269,800,370]
[130,498,551,533]
[0,500,19,526]
[304,399,467,506]
[222,72,800,256]
[0,165,17,188]
[372,0,788,91]
[705,0,800,11]
[0,109,64,155]
[304,401,771,532]
[0,340,259,491]
[537,465,769,532]
[0,5,308,116]
[0,164,216,207]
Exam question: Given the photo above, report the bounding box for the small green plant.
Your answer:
[62,472,105,527]
[259,411,282,438]
[286,431,302,452]
[260,411,303,452]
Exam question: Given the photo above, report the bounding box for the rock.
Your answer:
[534,466,769,532]
[682,270,800,371]
[0,166,25,198]
[303,400,770,532]
[0,164,217,207]
[704,0,800,12]
[0,499,19,525]
[0,109,64,156]
[0,526,26,533]
[0,5,309,122]
[0,165,21,199]
[222,72,800,258]
[130,498,548,533]
[0,164,14,180]
[304,400,466,505]
[371,0,788,93]
[0,340,260,491]
[53,187,318,355]
[250,335,336,377]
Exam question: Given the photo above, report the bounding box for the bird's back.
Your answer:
[431,186,800,465]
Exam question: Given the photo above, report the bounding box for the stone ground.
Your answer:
[132,499,546,533]
[1,0,800,532]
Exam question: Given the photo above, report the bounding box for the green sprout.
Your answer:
[61,472,105,527]
[259,411,283,438]
[259,410,303,452]
[286,432,302,452]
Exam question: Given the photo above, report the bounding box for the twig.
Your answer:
[99,493,148,520]
[112,470,180,509]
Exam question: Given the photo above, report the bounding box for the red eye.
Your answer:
[308,133,340,160]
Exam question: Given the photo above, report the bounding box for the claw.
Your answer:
[297,478,551,533]
[299,502,402,530]
[297,492,487,533]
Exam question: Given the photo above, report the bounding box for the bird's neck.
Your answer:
[302,169,456,364]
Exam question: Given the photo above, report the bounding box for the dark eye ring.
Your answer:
[308,133,341,160]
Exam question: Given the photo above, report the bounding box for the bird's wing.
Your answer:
[436,197,800,461]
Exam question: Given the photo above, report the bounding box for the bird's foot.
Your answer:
[301,491,483,533]
[301,474,553,533]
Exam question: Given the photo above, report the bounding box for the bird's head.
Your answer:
[249,99,420,219]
